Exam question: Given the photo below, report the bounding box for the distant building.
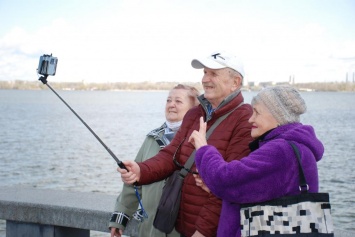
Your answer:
[248,81,291,89]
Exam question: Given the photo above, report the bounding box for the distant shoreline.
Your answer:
[0,80,354,92]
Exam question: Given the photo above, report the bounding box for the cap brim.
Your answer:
[191,58,226,70]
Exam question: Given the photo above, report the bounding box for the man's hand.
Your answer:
[117,160,141,184]
[193,173,210,193]
[188,116,207,150]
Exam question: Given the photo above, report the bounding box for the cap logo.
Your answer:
[211,53,225,60]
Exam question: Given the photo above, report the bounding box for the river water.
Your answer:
[0,89,354,235]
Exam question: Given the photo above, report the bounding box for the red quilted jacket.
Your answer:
[138,91,253,237]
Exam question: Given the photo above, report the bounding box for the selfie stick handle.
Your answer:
[38,76,127,170]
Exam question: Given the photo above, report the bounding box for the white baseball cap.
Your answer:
[191,50,245,78]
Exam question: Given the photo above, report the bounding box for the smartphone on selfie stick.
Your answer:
[37,54,128,171]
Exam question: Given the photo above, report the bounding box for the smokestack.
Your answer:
[346,72,348,82]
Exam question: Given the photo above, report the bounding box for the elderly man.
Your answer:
[118,51,253,237]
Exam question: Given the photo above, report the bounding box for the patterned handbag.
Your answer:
[240,142,334,236]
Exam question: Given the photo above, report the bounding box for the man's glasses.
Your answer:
[173,137,198,175]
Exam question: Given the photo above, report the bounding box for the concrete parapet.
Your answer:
[0,186,353,237]
[0,186,137,236]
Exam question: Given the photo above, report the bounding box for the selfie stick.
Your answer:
[38,75,128,170]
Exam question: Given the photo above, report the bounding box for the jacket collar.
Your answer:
[249,129,275,151]
[198,90,241,122]
[249,123,302,151]
[147,123,175,148]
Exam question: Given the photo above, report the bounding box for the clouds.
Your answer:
[0,0,354,83]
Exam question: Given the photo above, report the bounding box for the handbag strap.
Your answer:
[180,102,244,177]
[288,141,309,194]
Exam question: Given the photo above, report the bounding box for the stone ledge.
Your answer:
[0,186,353,237]
[0,186,137,236]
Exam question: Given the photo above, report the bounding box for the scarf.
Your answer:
[165,120,182,132]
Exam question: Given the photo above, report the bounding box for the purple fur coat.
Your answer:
[195,123,324,237]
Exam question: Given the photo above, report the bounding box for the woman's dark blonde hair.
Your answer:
[172,84,200,107]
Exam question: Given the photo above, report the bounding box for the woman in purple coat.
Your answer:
[189,85,324,237]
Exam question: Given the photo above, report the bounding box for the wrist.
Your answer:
[109,212,130,228]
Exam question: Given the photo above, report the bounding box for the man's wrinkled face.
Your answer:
[201,67,236,108]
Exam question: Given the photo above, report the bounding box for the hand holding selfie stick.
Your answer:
[37,54,127,170]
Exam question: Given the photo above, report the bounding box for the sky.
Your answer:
[0,0,354,84]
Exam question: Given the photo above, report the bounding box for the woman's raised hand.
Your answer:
[188,116,207,150]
